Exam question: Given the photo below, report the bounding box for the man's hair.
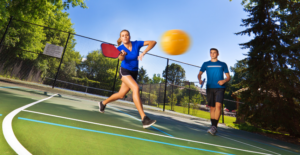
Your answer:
[210,48,219,54]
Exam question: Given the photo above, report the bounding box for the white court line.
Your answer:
[23,110,171,137]
[22,110,272,155]
[219,135,280,155]
[2,94,57,155]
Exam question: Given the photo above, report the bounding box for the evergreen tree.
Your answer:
[237,0,300,137]
[137,66,150,84]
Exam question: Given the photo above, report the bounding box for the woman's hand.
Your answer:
[120,50,127,56]
[138,53,145,61]
[118,50,127,61]
[138,41,156,61]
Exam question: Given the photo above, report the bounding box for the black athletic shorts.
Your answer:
[206,88,225,107]
[119,67,138,81]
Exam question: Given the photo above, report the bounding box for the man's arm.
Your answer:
[198,71,203,84]
[217,73,231,86]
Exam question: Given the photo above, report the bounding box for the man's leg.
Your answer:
[210,106,216,125]
[214,102,222,127]
[213,88,225,128]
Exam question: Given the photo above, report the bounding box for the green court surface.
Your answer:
[1,83,300,155]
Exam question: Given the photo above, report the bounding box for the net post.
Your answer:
[0,16,13,47]
[163,59,169,112]
[52,32,71,89]
[111,59,120,95]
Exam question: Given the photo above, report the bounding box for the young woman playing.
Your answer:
[99,29,157,128]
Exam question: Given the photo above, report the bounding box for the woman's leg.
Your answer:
[121,76,146,119]
[103,82,130,105]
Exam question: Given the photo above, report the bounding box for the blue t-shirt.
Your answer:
[117,41,144,71]
[200,60,229,89]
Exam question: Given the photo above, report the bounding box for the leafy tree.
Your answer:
[168,93,177,111]
[78,50,121,90]
[237,0,300,137]
[192,94,202,115]
[151,73,165,84]
[181,96,189,114]
[162,63,186,85]
[0,0,87,81]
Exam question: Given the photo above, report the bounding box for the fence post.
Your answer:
[52,33,71,89]
[222,102,224,123]
[148,83,151,105]
[188,82,191,115]
[171,84,173,111]
[158,83,161,107]
[0,16,13,47]
[111,59,120,95]
[163,59,169,112]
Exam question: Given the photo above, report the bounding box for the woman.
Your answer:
[99,29,157,128]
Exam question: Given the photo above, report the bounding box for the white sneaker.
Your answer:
[207,126,217,135]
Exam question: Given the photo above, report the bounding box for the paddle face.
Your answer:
[201,78,206,88]
[101,43,120,58]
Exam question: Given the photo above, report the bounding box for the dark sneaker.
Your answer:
[142,116,156,128]
[207,126,217,136]
[98,101,106,113]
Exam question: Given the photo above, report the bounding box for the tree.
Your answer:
[224,59,248,108]
[168,94,177,111]
[191,93,202,115]
[162,63,185,85]
[151,73,165,84]
[236,0,300,137]
[78,50,121,90]
[0,0,87,81]
[181,96,189,114]
[137,66,150,84]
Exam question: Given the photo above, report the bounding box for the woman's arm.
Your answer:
[138,41,156,61]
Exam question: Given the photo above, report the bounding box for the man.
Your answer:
[198,48,231,135]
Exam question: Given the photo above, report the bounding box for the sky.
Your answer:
[65,0,252,87]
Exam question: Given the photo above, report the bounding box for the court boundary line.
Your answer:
[220,132,299,155]
[2,94,57,155]
[175,120,281,155]
[109,105,283,155]
[108,105,174,137]
[153,110,281,155]
[18,117,233,155]
[219,135,280,155]
[21,110,272,155]
[23,110,174,138]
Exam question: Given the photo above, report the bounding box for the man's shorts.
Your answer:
[206,88,225,107]
[119,67,138,81]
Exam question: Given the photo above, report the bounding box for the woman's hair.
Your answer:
[117,29,130,46]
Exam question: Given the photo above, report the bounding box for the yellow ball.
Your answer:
[161,29,191,55]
